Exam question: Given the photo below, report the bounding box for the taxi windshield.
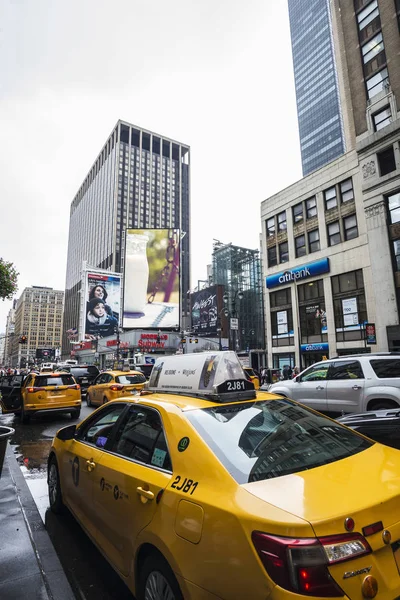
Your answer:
[186,399,372,483]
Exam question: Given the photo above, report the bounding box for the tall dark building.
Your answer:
[63,120,190,357]
[288,0,346,175]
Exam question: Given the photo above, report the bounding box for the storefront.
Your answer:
[300,343,329,368]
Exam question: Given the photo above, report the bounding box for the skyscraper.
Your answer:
[288,0,346,175]
[63,120,190,357]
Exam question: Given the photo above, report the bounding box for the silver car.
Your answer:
[269,353,400,414]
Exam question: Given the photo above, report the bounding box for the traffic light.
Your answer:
[19,335,27,344]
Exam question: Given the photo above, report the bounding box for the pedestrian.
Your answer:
[261,366,268,385]
[282,364,292,380]
[292,366,300,378]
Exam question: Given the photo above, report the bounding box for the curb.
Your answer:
[6,444,76,600]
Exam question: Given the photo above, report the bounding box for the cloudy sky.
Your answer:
[0,0,302,334]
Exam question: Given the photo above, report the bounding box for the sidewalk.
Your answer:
[0,442,75,600]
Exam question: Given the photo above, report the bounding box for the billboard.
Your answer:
[122,229,180,329]
[84,271,121,339]
[191,285,227,337]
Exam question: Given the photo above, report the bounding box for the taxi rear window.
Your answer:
[35,375,76,387]
[186,399,372,483]
[116,374,146,385]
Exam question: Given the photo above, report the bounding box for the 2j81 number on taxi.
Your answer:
[171,476,198,495]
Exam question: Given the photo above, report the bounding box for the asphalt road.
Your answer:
[1,403,135,600]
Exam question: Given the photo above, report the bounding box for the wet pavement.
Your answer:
[1,406,134,600]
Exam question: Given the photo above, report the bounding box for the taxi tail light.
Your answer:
[27,387,46,393]
[110,384,124,391]
[70,384,80,390]
[251,531,370,597]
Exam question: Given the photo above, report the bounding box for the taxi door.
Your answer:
[91,373,109,404]
[59,402,127,539]
[93,405,172,577]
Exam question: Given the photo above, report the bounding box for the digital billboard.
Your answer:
[84,271,121,339]
[191,285,227,337]
[122,228,180,330]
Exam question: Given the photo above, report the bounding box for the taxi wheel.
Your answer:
[139,554,183,600]
[86,393,92,407]
[70,408,81,420]
[48,457,64,514]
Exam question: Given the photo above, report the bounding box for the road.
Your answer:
[0,403,135,600]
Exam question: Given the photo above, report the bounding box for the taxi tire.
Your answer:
[86,394,92,407]
[48,457,65,514]
[70,408,81,420]
[139,554,183,600]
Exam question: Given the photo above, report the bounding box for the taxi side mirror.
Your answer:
[56,424,76,441]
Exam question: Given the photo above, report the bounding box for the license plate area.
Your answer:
[392,540,400,574]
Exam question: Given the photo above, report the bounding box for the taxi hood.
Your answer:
[242,442,400,536]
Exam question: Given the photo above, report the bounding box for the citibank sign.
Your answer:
[266,258,330,289]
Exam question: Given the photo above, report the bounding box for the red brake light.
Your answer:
[251,531,370,596]
[69,384,80,390]
[27,387,46,393]
[110,384,124,391]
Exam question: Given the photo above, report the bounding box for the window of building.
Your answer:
[306,197,317,219]
[298,280,327,344]
[328,221,341,246]
[344,214,359,240]
[357,0,378,30]
[268,246,277,267]
[388,192,400,224]
[366,68,389,99]
[362,32,384,64]
[295,235,306,258]
[324,186,337,210]
[277,211,287,232]
[266,217,275,237]
[308,229,320,253]
[331,270,367,342]
[377,146,396,176]
[393,240,400,271]
[373,106,392,131]
[340,179,354,203]
[270,288,294,347]
[293,203,304,224]
[279,242,289,263]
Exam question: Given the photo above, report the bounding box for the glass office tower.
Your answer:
[288,0,345,175]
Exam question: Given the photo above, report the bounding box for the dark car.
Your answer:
[337,409,400,449]
[56,365,100,396]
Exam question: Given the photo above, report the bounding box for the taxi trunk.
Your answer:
[243,442,400,599]
[110,383,145,398]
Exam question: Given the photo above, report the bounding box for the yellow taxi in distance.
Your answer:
[86,370,147,407]
[48,351,400,600]
[243,366,260,389]
[21,372,81,423]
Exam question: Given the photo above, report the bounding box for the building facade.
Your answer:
[262,0,400,368]
[10,287,64,368]
[63,120,190,357]
[3,301,16,366]
[211,242,265,363]
[288,0,346,175]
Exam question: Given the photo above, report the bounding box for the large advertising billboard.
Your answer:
[122,228,180,330]
[84,272,121,339]
[191,285,227,337]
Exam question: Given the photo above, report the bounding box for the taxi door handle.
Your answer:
[137,487,154,501]
[316,385,325,390]
[86,460,96,472]
[352,385,362,390]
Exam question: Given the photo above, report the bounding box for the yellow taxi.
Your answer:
[48,351,400,600]
[243,366,261,389]
[21,371,81,423]
[86,370,147,407]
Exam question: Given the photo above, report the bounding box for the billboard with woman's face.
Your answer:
[122,228,180,330]
[84,272,121,339]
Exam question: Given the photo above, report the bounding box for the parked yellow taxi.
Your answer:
[48,351,400,600]
[86,370,146,407]
[21,372,81,423]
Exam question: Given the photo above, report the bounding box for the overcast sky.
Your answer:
[0,0,302,334]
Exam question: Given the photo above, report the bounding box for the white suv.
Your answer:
[269,354,400,414]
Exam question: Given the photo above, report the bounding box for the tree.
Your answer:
[0,258,19,301]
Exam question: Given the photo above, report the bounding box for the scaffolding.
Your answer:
[211,242,265,352]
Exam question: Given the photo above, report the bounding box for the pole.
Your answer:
[293,282,302,370]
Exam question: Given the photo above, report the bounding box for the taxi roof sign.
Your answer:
[147,351,256,402]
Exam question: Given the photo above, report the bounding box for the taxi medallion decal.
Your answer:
[178,437,190,452]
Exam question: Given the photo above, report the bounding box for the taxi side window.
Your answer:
[110,406,172,471]
[329,361,364,380]
[23,375,33,387]
[78,404,126,447]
